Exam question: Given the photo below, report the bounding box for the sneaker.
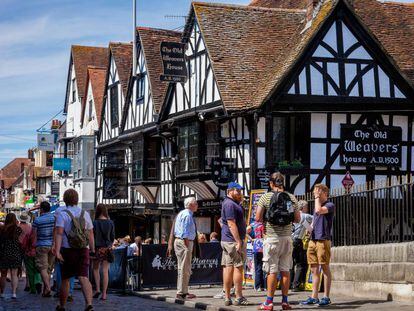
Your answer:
[214,290,225,299]
[224,298,232,306]
[282,302,292,310]
[11,294,17,299]
[234,297,249,306]
[301,297,320,305]
[318,297,331,307]
[258,302,273,310]
[230,287,235,296]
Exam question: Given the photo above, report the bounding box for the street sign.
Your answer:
[53,158,71,171]
[160,41,188,83]
[342,171,355,192]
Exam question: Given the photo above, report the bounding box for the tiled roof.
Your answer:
[193,2,306,110]
[109,42,133,96]
[81,66,107,126]
[249,0,414,89]
[0,158,32,189]
[69,46,108,110]
[138,27,182,114]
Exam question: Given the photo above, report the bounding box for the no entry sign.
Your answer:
[342,171,355,192]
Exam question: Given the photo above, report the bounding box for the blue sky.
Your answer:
[0,0,412,167]
[0,0,249,167]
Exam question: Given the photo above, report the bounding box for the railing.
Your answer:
[299,175,414,247]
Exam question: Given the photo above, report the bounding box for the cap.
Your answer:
[227,181,244,190]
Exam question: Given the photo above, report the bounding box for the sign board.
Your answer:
[211,158,237,189]
[340,125,402,167]
[257,169,270,189]
[103,168,128,199]
[53,158,71,171]
[37,133,55,151]
[341,171,354,192]
[51,182,60,196]
[141,243,222,288]
[160,42,188,83]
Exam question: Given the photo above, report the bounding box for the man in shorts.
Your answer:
[256,172,300,310]
[32,201,55,296]
[220,182,248,306]
[301,184,335,307]
[54,189,95,311]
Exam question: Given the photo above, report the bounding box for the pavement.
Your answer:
[2,281,414,311]
[132,286,414,311]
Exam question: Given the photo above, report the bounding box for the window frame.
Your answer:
[88,99,93,122]
[136,73,146,105]
[131,136,160,182]
[178,121,200,173]
[110,84,119,128]
[71,78,76,103]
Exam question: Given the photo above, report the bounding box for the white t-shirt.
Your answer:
[55,205,93,248]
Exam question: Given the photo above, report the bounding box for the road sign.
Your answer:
[342,171,355,192]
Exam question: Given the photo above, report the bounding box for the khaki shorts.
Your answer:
[263,236,293,274]
[221,242,246,267]
[35,246,55,273]
[307,240,331,265]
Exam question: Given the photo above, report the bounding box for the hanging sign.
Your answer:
[160,42,188,83]
[37,133,55,151]
[257,169,270,189]
[103,168,128,199]
[53,158,71,171]
[211,158,237,189]
[340,125,402,167]
[341,171,354,192]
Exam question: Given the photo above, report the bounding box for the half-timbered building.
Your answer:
[157,0,414,234]
[60,45,108,209]
[96,42,135,234]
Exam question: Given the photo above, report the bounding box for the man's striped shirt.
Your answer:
[33,212,55,247]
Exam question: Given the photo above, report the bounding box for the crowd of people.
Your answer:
[170,172,335,310]
[0,189,116,311]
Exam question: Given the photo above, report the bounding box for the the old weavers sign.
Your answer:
[160,42,188,83]
[340,125,402,167]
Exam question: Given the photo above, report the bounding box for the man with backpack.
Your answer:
[54,189,95,311]
[256,172,300,310]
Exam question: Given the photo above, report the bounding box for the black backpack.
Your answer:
[266,191,295,226]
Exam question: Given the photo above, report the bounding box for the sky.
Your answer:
[0,0,412,167]
[0,0,249,167]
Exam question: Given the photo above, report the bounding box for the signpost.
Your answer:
[342,171,355,192]
[160,42,188,83]
[340,125,402,167]
[103,168,128,199]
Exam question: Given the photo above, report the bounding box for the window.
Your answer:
[46,151,54,167]
[84,138,95,178]
[71,78,76,102]
[146,139,159,180]
[110,85,119,128]
[136,74,145,104]
[37,178,46,194]
[132,140,144,180]
[88,100,93,121]
[271,115,310,167]
[205,121,220,170]
[179,122,199,172]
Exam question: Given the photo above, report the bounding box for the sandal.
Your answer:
[84,305,94,311]
[42,291,52,298]
[93,292,101,298]
[234,297,249,306]
[56,306,65,311]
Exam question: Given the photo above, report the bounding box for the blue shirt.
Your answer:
[312,201,335,241]
[33,212,55,247]
[174,209,196,241]
[221,197,246,242]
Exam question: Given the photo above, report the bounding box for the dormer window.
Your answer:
[136,73,145,104]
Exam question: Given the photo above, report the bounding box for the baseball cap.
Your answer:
[227,181,244,190]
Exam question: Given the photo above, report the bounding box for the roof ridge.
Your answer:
[192,1,306,13]
[380,0,414,6]
[137,26,182,35]
[72,44,107,49]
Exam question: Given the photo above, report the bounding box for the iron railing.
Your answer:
[299,175,414,247]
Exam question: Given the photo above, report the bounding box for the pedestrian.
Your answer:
[198,233,207,243]
[291,200,313,291]
[32,201,55,297]
[17,212,33,292]
[92,204,115,301]
[247,220,266,291]
[301,184,335,307]
[220,182,248,306]
[161,234,168,244]
[209,232,219,242]
[256,172,300,310]
[54,189,95,311]
[129,236,142,256]
[0,213,23,299]
[19,212,42,295]
[173,196,198,300]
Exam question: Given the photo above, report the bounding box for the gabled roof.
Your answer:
[65,45,108,112]
[109,42,133,96]
[81,66,107,127]
[138,27,182,114]
[192,1,305,110]
[249,0,414,87]
[0,158,32,189]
